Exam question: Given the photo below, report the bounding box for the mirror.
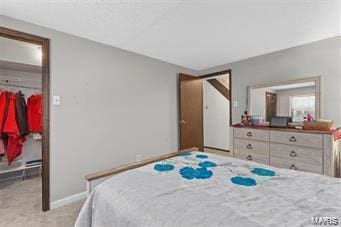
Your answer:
[248,77,320,123]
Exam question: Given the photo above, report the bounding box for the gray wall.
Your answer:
[200,37,341,126]
[0,16,197,203]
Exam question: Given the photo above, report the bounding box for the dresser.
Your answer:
[232,126,340,177]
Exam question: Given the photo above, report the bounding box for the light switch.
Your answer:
[53,96,61,105]
[233,100,238,108]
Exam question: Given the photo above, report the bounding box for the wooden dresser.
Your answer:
[232,126,340,177]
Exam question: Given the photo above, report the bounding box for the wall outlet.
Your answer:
[136,154,141,162]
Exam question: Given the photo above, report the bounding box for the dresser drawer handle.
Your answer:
[247,155,252,160]
[246,132,253,137]
[246,144,253,149]
[289,164,297,170]
[290,151,297,157]
[289,136,297,142]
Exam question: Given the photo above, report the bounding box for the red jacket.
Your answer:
[3,93,25,165]
[27,94,42,133]
[0,91,9,156]
[0,91,9,134]
[3,93,20,137]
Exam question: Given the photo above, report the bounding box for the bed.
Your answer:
[76,148,341,227]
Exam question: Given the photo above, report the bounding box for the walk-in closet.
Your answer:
[0,36,42,189]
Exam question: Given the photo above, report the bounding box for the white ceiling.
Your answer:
[0,0,340,70]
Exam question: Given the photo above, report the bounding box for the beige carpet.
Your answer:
[0,177,84,227]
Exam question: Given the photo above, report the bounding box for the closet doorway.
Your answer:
[200,71,231,154]
[179,70,232,154]
[0,27,50,211]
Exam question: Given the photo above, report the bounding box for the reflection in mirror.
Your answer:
[249,78,319,123]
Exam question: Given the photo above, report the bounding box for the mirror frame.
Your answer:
[247,76,321,120]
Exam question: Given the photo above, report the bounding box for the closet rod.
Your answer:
[0,82,40,90]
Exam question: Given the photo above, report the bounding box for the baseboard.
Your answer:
[50,191,87,210]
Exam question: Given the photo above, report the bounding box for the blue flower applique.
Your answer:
[154,163,175,172]
[199,161,217,168]
[178,152,192,157]
[231,176,257,187]
[179,167,213,180]
[195,154,208,159]
[251,168,276,177]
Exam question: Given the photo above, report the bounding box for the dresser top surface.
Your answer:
[233,124,341,140]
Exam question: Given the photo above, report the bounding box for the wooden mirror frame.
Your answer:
[247,76,321,120]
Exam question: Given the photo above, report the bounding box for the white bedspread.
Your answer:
[76,151,341,227]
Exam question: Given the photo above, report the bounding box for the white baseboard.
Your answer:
[50,191,87,210]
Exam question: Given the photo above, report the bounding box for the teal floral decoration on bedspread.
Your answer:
[199,161,217,168]
[251,168,276,177]
[195,154,208,159]
[231,176,257,187]
[179,167,213,180]
[155,152,276,187]
[154,164,175,172]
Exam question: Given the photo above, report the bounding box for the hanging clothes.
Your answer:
[3,93,19,137]
[6,136,25,165]
[15,91,29,136]
[3,93,25,165]
[0,91,10,158]
[0,91,10,134]
[27,94,42,133]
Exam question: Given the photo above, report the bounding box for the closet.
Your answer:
[0,37,42,186]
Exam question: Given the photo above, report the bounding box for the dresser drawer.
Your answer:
[234,128,269,141]
[234,150,269,165]
[270,131,323,149]
[270,156,322,174]
[270,143,322,166]
[234,138,269,155]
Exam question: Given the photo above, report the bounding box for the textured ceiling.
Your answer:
[0,0,340,70]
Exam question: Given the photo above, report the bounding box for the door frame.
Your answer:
[0,26,50,211]
[199,69,232,151]
[265,91,277,122]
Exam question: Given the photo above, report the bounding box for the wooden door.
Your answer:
[266,92,277,122]
[179,73,203,151]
